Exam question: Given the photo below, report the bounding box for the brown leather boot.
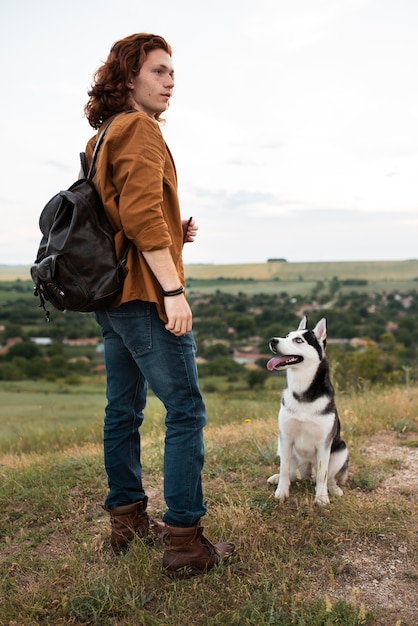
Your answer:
[160,522,234,578]
[104,497,149,552]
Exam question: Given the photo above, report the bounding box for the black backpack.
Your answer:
[31,113,131,320]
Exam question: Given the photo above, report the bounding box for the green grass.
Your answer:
[0,380,106,454]
[0,381,417,624]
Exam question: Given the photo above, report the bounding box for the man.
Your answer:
[84,33,234,578]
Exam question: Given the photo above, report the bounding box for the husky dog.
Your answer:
[266,316,348,506]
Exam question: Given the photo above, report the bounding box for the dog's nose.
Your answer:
[270,338,279,351]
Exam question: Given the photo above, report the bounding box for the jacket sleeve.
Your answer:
[106,113,173,251]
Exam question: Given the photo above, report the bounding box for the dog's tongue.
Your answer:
[267,356,288,371]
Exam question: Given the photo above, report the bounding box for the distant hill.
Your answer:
[2,260,418,283]
[0,266,31,281]
[184,259,418,282]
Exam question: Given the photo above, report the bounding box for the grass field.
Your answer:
[0,379,417,625]
[5,260,418,282]
[184,259,418,282]
[184,259,418,296]
[5,259,418,297]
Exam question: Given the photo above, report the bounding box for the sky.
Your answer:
[1,0,417,267]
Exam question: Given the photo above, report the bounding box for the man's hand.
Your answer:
[164,294,192,336]
[141,247,193,335]
[182,217,198,244]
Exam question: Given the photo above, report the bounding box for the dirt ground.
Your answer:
[328,432,418,626]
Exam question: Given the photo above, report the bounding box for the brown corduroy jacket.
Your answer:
[84,110,184,322]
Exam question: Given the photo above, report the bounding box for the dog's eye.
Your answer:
[294,337,304,344]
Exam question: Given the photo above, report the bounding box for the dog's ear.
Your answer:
[313,318,327,344]
[298,316,308,330]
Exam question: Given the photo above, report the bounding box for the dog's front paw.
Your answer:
[274,486,289,501]
[314,494,330,506]
[267,473,280,485]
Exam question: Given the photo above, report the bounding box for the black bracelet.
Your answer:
[162,286,184,297]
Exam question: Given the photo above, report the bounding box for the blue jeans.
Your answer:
[94,300,207,526]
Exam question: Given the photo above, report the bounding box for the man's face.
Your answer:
[128,48,175,118]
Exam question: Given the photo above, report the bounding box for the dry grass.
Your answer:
[183,259,418,282]
[0,386,417,625]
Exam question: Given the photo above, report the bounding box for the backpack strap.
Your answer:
[86,110,135,180]
[79,152,88,178]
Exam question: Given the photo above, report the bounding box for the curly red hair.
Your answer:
[84,33,172,129]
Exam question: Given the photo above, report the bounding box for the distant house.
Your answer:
[233,348,269,368]
[91,363,106,373]
[0,336,22,355]
[31,337,53,346]
[63,338,100,347]
[350,338,377,348]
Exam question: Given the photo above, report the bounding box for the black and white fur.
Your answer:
[267,316,348,506]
